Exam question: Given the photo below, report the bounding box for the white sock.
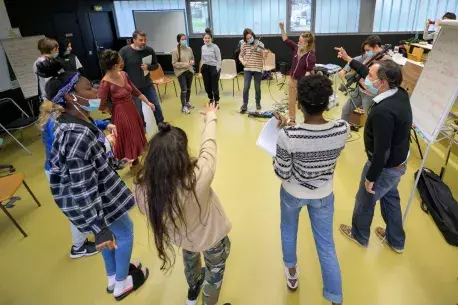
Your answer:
[113,275,133,297]
[107,275,116,289]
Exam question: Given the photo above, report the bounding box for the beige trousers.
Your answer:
[288,78,298,120]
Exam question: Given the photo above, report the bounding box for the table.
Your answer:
[410,43,433,51]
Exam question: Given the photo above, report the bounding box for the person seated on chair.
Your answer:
[336,35,391,123]
[279,21,316,125]
[423,12,456,44]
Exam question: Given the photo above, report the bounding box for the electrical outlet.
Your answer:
[89,51,93,55]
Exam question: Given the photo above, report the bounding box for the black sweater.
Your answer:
[350,59,412,182]
[119,45,159,89]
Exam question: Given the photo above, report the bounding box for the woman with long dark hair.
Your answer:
[45,71,148,301]
[98,49,155,167]
[134,103,232,305]
[201,28,221,106]
[172,33,195,114]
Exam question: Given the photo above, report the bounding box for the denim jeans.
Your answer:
[133,85,164,126]
[101,213,134,281]
[242,71,262,106]
[177,70,193,107]
[45,170,87,248]
[351,161,406,250]
[280,187,343,304]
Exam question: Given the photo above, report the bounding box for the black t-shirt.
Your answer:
[119,45,158,89]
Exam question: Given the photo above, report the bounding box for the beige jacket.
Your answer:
[134,111,231,252]
[171,45,194,77]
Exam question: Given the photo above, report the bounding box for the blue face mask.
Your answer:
[52,52,59,58]
[364,78,380,95]
[248,37,254,44]
[365,50,375,57]
[180,40,187,47]
[73,94,101,112]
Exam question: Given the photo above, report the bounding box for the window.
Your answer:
[289,0,312,32]
[113,0,186,37]
[188,1,210,34]
[211,0,287,36]
[373,0,458,32]
[315,0,360,33]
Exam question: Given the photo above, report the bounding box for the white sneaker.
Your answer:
[182,106,190,114]
[186,102,195,109]
[284,266,299,291]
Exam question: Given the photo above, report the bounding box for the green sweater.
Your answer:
[171,46,194,77]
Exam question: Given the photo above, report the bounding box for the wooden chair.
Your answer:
[194,60,203,95]
[407,47,424,62]
[263,52,277,85]
[219,59,240,97]
[0,168,41,237]
[149,64,177,102]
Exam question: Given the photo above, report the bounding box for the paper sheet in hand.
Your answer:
[256,117,279,156]
[142,55,152,76]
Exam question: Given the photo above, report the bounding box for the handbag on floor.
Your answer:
[415,168,458,246]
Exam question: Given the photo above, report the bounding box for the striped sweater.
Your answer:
[239,40,265,72]
[274,120,350,199]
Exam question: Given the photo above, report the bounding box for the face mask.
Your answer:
[205,41,212,46]
[365,50,375,57]
[180,40,187,47]
[134,45,145,50]
[52,52,59,58]
[364,78,381,95]
[248,37,254,44]
[72,94,101,112]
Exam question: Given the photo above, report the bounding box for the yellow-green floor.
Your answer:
[1,76,457,305]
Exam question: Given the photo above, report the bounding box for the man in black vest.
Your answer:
[336,49,412,253]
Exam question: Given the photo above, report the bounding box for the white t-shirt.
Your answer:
[33,56,51,101]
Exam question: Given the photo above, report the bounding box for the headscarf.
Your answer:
[51,72,80,106]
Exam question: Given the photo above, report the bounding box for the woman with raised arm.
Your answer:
[279,22,316,125]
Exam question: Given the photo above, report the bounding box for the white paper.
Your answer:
[256,117,279,156]
[142,55,152,76]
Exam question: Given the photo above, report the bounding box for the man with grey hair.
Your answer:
[335,48,412,253]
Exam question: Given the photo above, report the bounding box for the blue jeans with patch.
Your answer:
[351,161,406,250]
[133,85,164,127]
[101,213,134,281]
[280,187,343,304]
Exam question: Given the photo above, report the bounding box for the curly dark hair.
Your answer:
[100,49,120,71]
[297,75,333,115]
[134,122,201,271]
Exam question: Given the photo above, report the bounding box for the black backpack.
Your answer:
[415,168,458,246]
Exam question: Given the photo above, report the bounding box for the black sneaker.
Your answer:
[70,239,99,259]
[186,268,205,305]
[240,105,248,114]
[256,104,262,111]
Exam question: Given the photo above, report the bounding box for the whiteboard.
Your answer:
[0,0,11,39]
[133,10,187,54]
[1,35,44,98]
[0,42,11,92]
[410,20,458,143]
